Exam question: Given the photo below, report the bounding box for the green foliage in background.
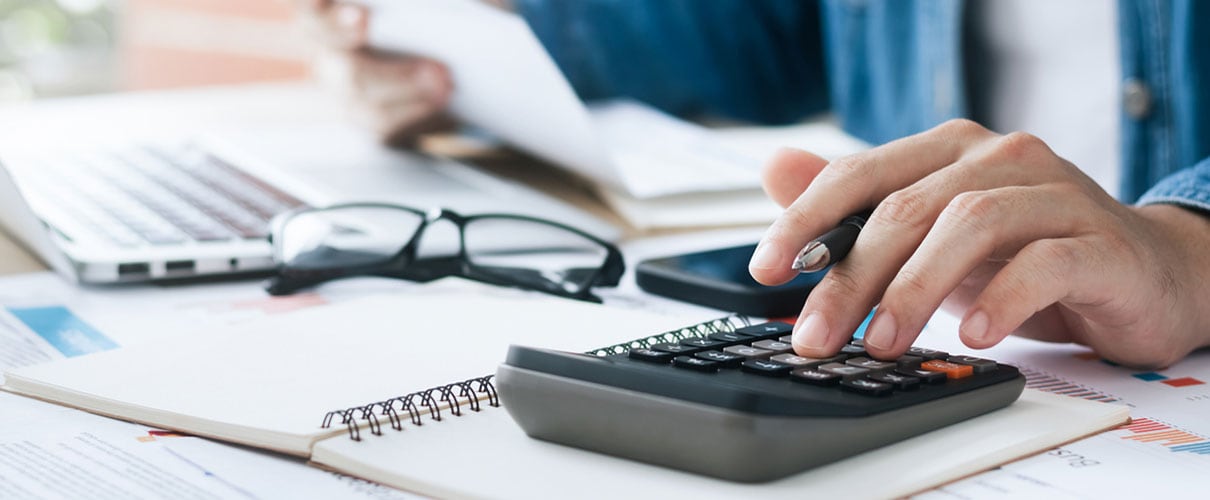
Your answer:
[0,0,115,99]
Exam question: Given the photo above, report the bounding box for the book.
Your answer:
[2,289,1129,498]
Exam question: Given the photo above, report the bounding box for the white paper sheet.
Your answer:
[914,314,1210,497]
[0,392,418,500]
[365,0,618,189]
[365,0,775,200]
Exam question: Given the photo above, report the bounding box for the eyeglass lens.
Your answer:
[277,206,425,270]
[462,216,610,294]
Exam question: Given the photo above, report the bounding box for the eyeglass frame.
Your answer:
[263,202,625,302]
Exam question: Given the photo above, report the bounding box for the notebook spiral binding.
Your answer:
[321,314,751,441]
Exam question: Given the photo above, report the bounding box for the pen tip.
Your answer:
[793,243,830,273]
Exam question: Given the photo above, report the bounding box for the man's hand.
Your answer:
[295,0,454,145]
[749,119,1210,368]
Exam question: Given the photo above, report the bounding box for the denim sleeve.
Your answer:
[1137,156,1210,213]
[513,0,829,124]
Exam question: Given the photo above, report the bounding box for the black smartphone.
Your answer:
[635,243,825,317]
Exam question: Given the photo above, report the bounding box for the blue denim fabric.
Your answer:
[1120,1,1210,210]
[512,0,828,124]
[1139,157,1210,212]
[515,0,1210,207]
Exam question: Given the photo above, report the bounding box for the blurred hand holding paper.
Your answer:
[363,0,817,222]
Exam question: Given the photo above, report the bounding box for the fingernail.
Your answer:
[962,310,990,344]
[863,310,897,351]
[749,240,783,271]
[793,312,829,352]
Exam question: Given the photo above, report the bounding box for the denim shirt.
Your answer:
[514,0,1210,210]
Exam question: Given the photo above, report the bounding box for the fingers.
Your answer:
[297,0,368,50]
[761,148,829,209]
[350,52,447,103]
[788,142,1068,358]
[861,185,1096,359]
[349,53,454,145]
[959,238,1100,349]
[325,3,370,49]
[749,119,993,286]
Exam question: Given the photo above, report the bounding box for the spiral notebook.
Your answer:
[0,288,697,455]
[1,289,1127,498]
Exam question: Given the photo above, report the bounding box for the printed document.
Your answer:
[916,314,1210,498]
[365,0,766,199]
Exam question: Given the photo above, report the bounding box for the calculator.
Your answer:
[496,321,1026,482]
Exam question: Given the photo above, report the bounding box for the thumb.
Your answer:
[763,147,830,208]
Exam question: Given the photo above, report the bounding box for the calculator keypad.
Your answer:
[628,322,1007,399]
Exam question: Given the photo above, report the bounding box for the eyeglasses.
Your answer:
[263,203,624,302]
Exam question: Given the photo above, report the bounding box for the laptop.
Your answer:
[0,121,615,284]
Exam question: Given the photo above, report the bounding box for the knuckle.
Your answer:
[1029,240,1081,277]
[818,266,866,302]
[819,154,865,182]
[942,191,1001,233]
[779,207,815,236]
[876,188,934,230]
[993,131,1049,162]
[890,266,932,301]
[936,118,987,139]
[990,273,1034,309]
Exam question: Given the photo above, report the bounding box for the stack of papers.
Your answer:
[365,0,869,230]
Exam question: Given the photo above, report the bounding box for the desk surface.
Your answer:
[0,232,42,275]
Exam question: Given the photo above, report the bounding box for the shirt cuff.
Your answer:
[1137,156,1210,215]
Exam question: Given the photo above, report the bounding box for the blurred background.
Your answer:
[0,0,310,102]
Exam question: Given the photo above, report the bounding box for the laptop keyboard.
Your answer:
[16,144,306,247]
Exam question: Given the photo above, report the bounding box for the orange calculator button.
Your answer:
[920,360,973,379]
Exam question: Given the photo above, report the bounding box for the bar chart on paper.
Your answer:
[912,315,1210,499]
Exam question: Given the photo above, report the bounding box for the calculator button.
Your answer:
[869,372,921,391]
[628,348,674,364]
[723,345,773,359]
[819,362,870,380]
[849,338,865,347]
[907,347,950,360]
[673,355,720,373]
[751,340,795,354]
[947,355,998,374]
[681,337,725,349]
[790,368,840,386]
[921,360,974,379]
[708,332,748,344]
[741,359,793,377]
[839,344,866,357]
[651,343,701,355]
[897,368,947,385]
[734,322,793,339]
[844,357,897,373]
[896,355,924,370]
[769,353,832,368]
[840,378,894,396]
[779,335,794,343]
[695,350,744,368]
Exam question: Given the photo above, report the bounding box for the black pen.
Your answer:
[790,210,874,273]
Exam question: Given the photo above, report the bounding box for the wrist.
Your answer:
[1134,203,1210,355]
